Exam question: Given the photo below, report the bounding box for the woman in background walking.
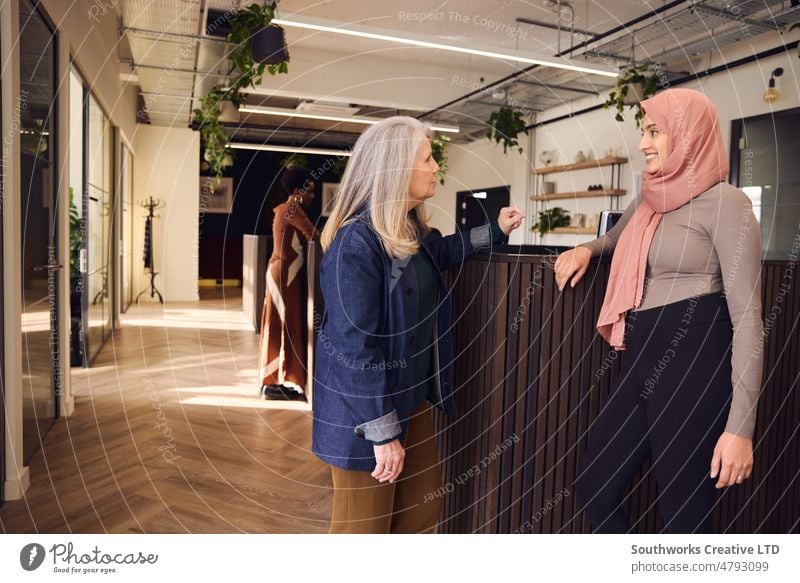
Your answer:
[258,167,320,400]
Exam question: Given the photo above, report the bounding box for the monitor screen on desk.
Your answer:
[598,210,624,237]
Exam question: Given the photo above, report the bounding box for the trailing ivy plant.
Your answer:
[486,106,528,154]
[195,87,241,179]
[531,206,570,237]
[279,153,310,170]
[603,64,660,128]
[430,133,451,185]
[193,3,290,180]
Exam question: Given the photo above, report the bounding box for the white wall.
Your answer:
[427,35,799,247]
[132,125,200,302]
[429,134,531,245]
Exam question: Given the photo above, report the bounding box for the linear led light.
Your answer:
[239,104,460,133]
[272,14,618,78]
[229,142,352,157]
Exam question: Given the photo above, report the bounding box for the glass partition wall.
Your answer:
[19,0,60,462]
[86,95,114,360]
[68,67,86,366]
[69,71,116,366]
[121,144,133,312]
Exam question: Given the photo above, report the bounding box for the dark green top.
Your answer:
[373,221,506,445]
[409,249,440,410]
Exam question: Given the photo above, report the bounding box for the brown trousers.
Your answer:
[329,404,442,534]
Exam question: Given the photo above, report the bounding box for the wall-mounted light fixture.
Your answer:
[763,67,784,103]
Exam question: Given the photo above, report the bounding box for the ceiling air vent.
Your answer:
[295,101,361,117]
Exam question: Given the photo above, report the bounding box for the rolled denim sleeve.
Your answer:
[355,410,402,443]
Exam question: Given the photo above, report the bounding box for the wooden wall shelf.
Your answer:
[534,157,628,175]
[531,189,625,201]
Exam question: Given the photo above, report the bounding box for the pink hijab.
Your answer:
[596,88,729,349]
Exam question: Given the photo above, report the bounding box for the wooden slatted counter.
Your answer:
[433,247,799,533]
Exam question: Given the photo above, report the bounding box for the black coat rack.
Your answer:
[137,196,166,304]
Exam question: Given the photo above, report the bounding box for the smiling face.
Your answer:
[638,114,671,175]
[407,138,440,210]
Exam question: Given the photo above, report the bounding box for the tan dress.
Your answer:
[258,199,320,392]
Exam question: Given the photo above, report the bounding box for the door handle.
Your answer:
[31,264,64,272]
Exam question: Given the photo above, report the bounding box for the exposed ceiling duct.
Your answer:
[118,0,799,146]
[120,0,207,127]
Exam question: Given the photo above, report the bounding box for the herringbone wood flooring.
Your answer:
[0,288,332,533]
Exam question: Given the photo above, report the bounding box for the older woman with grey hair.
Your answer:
[312,116,525,533]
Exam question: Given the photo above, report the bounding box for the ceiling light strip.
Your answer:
[272,15,618,78]
[239,105,460,133]
[229,142,352,156]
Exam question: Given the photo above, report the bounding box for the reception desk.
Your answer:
[433,247,799,533]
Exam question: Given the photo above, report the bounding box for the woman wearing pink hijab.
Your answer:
[554,88,763,533]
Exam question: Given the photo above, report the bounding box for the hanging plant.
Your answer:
[193,3,290,181]
[280,153,310,170]
[330,156,348,179]
[21,119,48,156]
[603,64,661,128]
[486,106,528,154]
[194,86,242,180]
[227,3,290,87]
[531,207,570,236]
[430,133,451,185]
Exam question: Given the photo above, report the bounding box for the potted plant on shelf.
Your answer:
[603,64,660,128]
[531,206,571,237]
[430,133,451,185]
[486,106,528,154]
[193,3,290,180]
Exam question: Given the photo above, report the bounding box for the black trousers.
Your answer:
[575,292,734,533]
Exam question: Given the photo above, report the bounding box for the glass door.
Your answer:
[19,0,60,462]
[86,95,114,361]
[732,107,800,257]
[121,144,133,312]
[69,67,86,367]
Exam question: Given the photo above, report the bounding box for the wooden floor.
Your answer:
[0,288,332,533]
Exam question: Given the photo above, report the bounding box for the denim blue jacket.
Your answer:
[311,212,493,471]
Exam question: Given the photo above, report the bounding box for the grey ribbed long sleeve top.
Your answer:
[580,182,764,438]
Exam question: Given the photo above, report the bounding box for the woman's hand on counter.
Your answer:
[710,432,754,488]
[497,207,526,236]
[554,246,592,290]
[372,439,405,483]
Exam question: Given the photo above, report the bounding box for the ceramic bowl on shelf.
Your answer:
[539,150,555,166]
